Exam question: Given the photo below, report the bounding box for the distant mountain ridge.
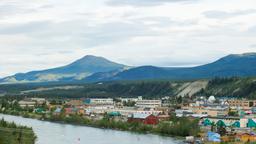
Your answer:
[101,52,256,81]
[1,53,256,84]
[0,55,126,84]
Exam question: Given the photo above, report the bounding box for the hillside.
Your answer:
[0,55,126,84]
[101,53,256,81]
[194,77,256,99]
[1,77,256,99]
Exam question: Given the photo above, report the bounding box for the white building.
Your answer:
[85,98,114,105]
[30,98,47,105]
[84,98,114,114]
[18,98,47,108]
[120,96,142,103]
[18,100,36,108]
[136,100,162,108]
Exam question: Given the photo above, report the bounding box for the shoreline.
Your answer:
[0,112,186,141]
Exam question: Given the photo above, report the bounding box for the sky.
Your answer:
[0,0,256,77]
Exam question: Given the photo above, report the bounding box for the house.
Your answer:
[34,108,45,113]
[128,113,159,125]
[67,100,83,106]
[157,115,170,121]
[77,107,85,115]
[108,111,121,117]
[238,133,256,142]
[175,109,193,117]
[64,107,78,115]
[53,107,62,115]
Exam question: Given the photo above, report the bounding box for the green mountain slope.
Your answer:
[195,77,256,99]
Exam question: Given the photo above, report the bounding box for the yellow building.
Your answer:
[182,106,229,117]
[238,133,256,142]
[196,109,228,117]
[227,100,256,109]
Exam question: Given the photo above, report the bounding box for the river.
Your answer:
[0,114,184,144]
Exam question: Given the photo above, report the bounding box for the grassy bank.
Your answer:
[0,118,36,144]
[0,109,200,138]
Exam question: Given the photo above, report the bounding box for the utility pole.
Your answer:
[18,128,22,144]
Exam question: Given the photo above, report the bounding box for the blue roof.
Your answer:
[84,99,91,104]
[207,131,221,142]
[54,108,62,113]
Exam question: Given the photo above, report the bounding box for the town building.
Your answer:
[84,98,114,105]
[30,98,47,105]
[18,100,36,108]
[83,98,115,114]
[193,107,229,117]
[128,113,159,125]
[111,107,162,116]
[64,107,78,115]
[18,98,48,108]
[135,100,162,108]
[227,99,256,109]
[67,100,83,106]
[53,107,62,115]
[238,133,256,142]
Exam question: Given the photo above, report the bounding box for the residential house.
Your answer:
[238,133,256,142]
[67,100,83,106]
[128,113,159,125]
[53,107,62,115]
[64,107,78,115]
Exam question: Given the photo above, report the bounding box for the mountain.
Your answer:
[1,53,256,84]
[85,53,256,81]
[0,55,126,84]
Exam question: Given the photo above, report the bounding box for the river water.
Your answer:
[0,114,184,144]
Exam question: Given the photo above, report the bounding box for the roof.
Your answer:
[129,113,151,119]
[207,131,221,142]
[54,108,62,113]
[108,112,121,116]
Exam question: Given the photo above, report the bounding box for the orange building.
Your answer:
[238,133,256,142]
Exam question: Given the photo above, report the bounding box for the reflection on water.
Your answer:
[0,114,183,144]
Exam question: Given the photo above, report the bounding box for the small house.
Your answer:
[77,108,85,115]
[53,107,62,115]
[64,107,78,115]
[238,133,256,142]
[34,108,45,114]
[128,113,159,125]
[67,100,83,106]
[108,112,121,117]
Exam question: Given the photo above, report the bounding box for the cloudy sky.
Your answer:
[0,0,256,77]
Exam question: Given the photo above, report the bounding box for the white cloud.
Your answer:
[0,0,256,77]
[106,0,198,7]
[203,9,256,19]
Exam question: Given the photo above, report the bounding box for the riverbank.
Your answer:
[0,114,183,144]
[0,109,199,139]
[0,118,36,144]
